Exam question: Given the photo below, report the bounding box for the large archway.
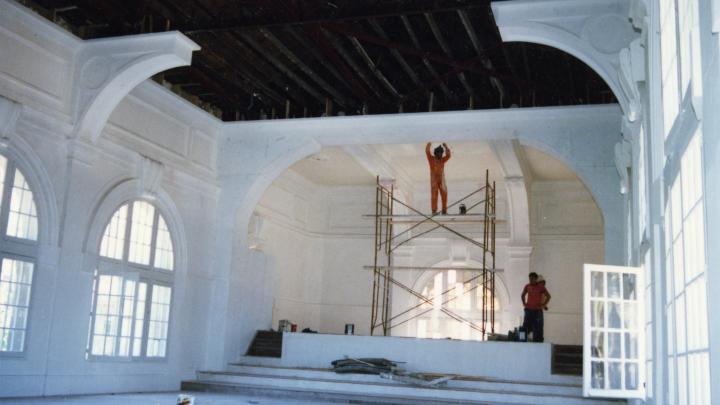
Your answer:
[237,138,604,348]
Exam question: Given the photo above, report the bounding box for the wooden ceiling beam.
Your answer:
[399,15,453,99]
[259,28,352,108]
[324,22,521,83]
[368,19,423,90]
[283,27,353,95]
[348,36,400,99]
[321,29,385,102]
[193,35,288,106]
[181,3,489,34]
[457,9,506,101]
[240,32,327,108]
[423,13,473,95]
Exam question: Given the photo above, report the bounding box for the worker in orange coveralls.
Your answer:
[426,142,451,215]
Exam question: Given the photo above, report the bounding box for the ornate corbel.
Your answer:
[136,154,164,199]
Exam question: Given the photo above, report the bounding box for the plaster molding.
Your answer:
[342,145,414,193]
[0,127,61,247]
[489,140,531,246]
[0,96,22,141]
[136,154,165,199]
[73,32,200,142]
[507,245,533,259]
[82,178,188,276]
[224,104,624,264]
[492,0,638,115]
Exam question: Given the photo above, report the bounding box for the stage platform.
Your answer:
[183,334,624,404]
[237,333,575,385]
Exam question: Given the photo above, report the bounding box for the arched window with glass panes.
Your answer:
[87,200,174,359]
[0,154,39,353]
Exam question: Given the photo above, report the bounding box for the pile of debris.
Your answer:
[332,357,455,388]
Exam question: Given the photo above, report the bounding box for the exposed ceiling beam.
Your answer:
[181,3,489,34]
[368,19,423,90]
[399,15,453,99]
[259,28,352,108]
[325,22,519,82]
[348,36,401,99]
[240,32,328,108]
[457,9,506,101]
[299,25,372,102]
[191,34,287,106]
[424,13,473,95]
[283,27,351,92]
[321,28,385,102]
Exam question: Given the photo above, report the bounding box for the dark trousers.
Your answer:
[523,309,544,342]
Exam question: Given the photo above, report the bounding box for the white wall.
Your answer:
[252,172,602,347]
[0,2,222,397]
[529,181,604,345]
[252,172,375,336]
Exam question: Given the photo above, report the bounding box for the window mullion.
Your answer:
[122,203,134,264]
[148,210,160,270]
[141,281,152,358]
[87,272,101,357]
[0,161,16,244]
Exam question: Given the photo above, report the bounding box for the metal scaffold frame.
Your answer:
[368,170,497,339]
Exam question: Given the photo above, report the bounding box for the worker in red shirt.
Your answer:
[521,273,551,342]
[426,142,451,215]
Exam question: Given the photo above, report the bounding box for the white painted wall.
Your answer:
[0,0,640,399]
[245,333,577,385]
[251,169,602,348]
[0,2,221,397]
[529,181,604,345]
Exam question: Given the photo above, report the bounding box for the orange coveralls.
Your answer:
[426,142,451,214]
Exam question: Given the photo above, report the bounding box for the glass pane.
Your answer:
[608,302,622,329]
[623,274,636,300]
[625,363,639,390]
[99,204,128,260]
[625,332,639,359]
[6,169,39,241]
[591,361,605,389]
[591,271,605,297]
[608,362,622,390]
[147,285,172,357]
[0,258,35,352]
[153,215,174,271]
[591,331,605,358]
[591,301,605,328]
[608,273,621,299]
[623,302,638,329]
[608,332,622,359]
[128,201,155,265]
[0,155,7,213]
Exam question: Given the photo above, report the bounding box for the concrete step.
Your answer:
[182,366,625,405]
[225,363,583,397]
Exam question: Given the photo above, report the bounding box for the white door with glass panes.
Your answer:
[583,264,645,399]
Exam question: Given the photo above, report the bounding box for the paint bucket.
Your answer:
[345,324,355,335]
[177,394,194,405]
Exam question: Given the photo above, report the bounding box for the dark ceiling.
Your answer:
[25,0,616,121]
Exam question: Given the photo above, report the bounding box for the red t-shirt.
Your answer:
[523,283,548,310]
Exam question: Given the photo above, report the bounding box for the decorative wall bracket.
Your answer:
[492,0,639,116]
[136,154,165,199]
[0,95,21,143]
[73,32,199,142]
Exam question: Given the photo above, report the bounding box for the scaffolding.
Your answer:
[368,171,497,339]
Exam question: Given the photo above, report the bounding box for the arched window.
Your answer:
[0,155,39,353]
[87,200,174,359]
[415,270,499,341]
